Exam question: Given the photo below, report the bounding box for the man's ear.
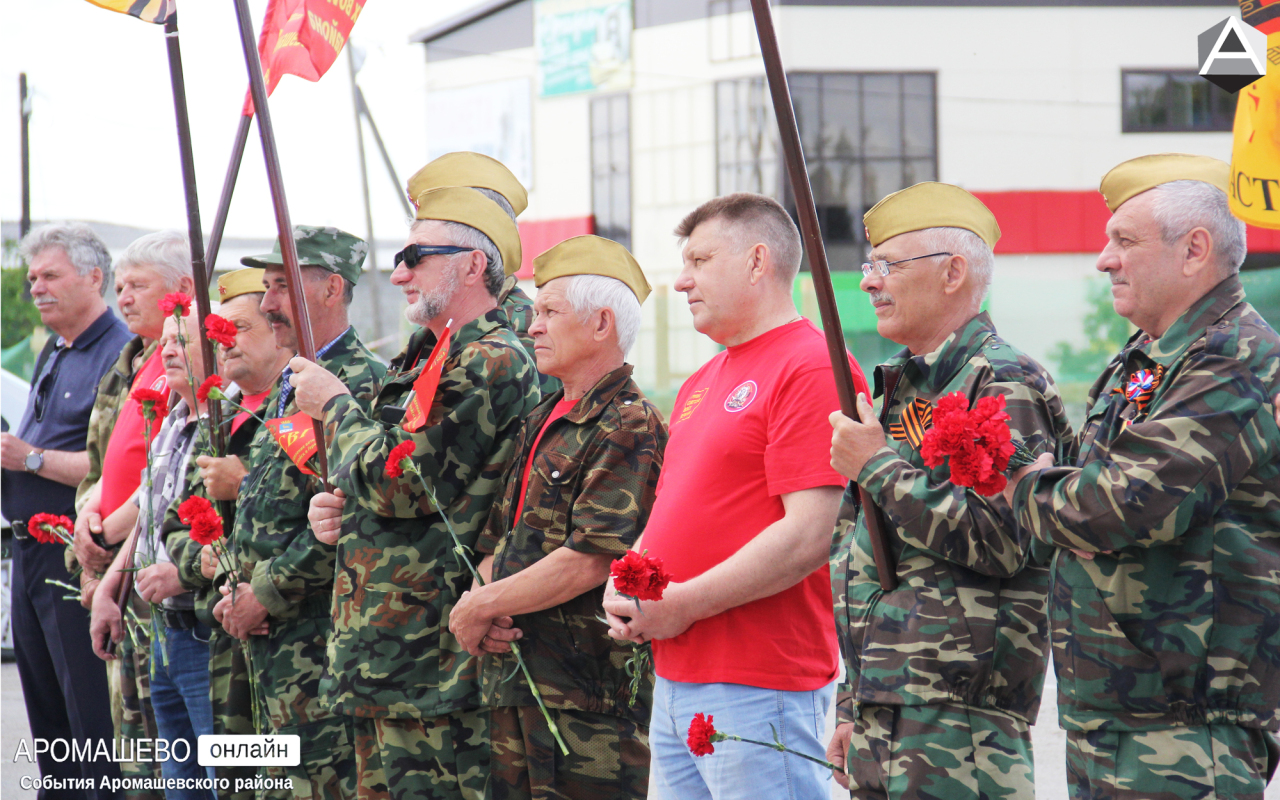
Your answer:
[460,250,488,287]
[746,243,771,286]
[1181,227,1215,278]
[594,307,616,343]
[941,254,969,296]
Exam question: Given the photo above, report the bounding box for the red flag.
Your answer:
[242,0,366,115]
[402,326,452,433]
[265,411,319,476]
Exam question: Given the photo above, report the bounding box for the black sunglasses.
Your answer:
[33,348,66,423]
[394,244,475,269]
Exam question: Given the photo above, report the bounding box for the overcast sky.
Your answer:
[1,0,479,252]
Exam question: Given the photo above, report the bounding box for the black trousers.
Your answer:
[12,537,121,799]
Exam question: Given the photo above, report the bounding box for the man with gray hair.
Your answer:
[449,235,664,799]
[1006,154,1280,799]
[1,222,131,798]
[291,187,540,799]
[823,182,1072,798]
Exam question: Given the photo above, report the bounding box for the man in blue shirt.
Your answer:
[1,223,133,799]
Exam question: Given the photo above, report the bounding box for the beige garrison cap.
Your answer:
[863,182,1001,249]
[216,267,266,302]
[1099,153,1231,212]
[534,235,652,304]
[406,152,529,217]
[414,187,523,277]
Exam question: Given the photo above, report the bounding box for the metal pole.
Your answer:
[164,13,227,456]
[231,0,330,483]
[347,46,385,345]
[205,114,253,272]
[355,86,414,218]
[748,0,897,590]
[19,73,31,239]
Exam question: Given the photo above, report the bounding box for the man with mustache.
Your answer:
[2,223,131,799]
[214,226,385,800]
[293,186,540,800]
[824,183,1072,799]
[1006,154,1280,800]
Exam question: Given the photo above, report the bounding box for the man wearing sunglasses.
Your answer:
[825,183,1072,799]
[2,222,132,799]
[292,187,541,800]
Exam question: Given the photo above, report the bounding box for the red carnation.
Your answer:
[29,513,73,545]
[204,314,237,348]
[687,713,718,757]
[196,375,223,403]
[178,496,214,525]
[386,441,416,479]
[159,292,193,317]
[610,550,673,602]
[189,510,224,546]
[919,391,1020,496]
[131,387,168,420]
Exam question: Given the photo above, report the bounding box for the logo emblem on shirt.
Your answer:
[279,422,294,433]
[724,380,758,413]
[150,376,168,392]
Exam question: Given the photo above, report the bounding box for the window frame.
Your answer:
[1120,69,1236,134]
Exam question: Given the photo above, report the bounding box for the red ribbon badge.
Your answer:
[265,411,319,475]
[402,325,452,433]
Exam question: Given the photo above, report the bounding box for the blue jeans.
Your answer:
[650,676,834,800]
[151,621,216,799]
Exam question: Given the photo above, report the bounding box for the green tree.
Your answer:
[2,260,40,349]
[1049,278,1133,382]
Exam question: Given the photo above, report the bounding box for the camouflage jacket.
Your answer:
[76,335,156,510]
[501,276,560,397]
[476,365,666,725]
[1013,277,1280,732]
[833,312,1073,725]
[321,308,540,719]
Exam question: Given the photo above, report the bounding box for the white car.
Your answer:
[1,368,31,659]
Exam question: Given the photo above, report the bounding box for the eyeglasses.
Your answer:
[860,252,952,278]
[33,347,66,423]
[393,244,475,269]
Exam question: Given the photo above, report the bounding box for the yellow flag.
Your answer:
[1230,31,1280,228]
[84,0,174,24]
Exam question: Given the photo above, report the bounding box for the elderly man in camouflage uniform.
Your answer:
[212,227,385,800]
[405,150,559,396]
[447,235,665,800]
[827,183,1073,799]
[294,187,540,800]
[1007,154,1280,800]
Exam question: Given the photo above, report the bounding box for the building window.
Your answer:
[1121,70,1235,133]
[708,0,758,62]
[591,93,632,250]
[716,72,937,269]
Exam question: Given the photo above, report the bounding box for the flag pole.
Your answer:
[163,12,227,457]
[19,73,31,239]
[346,46,385,347]
[354,85,413,218]
[231,0,330,483]
[204,114,253,272]
[748,0,897,591]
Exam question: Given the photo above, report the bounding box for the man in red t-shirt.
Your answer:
[603,193,869,799]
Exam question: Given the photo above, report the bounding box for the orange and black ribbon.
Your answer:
[1113,364,1165,416]
[889,397,934,450]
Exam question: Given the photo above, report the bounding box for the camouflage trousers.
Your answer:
[209,629,257,800]
[487,705,649,800]
[118,604,163,800]
[844,702,1033,800]
[257,715,358,800]
[353,711,489,800]
[1066,726,1275,800]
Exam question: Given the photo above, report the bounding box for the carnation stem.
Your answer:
[716,734,840,771]
[405,462,570,756]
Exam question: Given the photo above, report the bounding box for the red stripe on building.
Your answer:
[515,216,596,278]
[970,190,1280,254]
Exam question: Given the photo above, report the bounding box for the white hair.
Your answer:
[472,187,517,222]
[411,213,505,297]
[116,229,192,290]
[1147,180,1247,275]
[918,226,994,300]
[565,274,642,356]
[19,223,113,294]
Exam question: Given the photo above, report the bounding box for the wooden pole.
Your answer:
[231,0,330,482]
[19,73,31,239]
[347,46,385,346]
[748,0,897,591]
[354,85,413,218]
[163,12,227,456]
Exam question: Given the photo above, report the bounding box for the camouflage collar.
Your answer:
[875,311,998,397]
[391,306,513,377]
[1143,276,1246,365]
[555,364,637,425]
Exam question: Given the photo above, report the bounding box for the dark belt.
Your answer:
[10,519,28,540]
[158,607,199,630]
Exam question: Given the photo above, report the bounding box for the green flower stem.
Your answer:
[711,733,840,771]
[405,462,570,756]
[139,413,168,672]
[207,389,267,429]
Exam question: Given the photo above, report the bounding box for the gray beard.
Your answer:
[404,264,460,326]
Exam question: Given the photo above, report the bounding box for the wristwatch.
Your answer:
[24,449,44,473]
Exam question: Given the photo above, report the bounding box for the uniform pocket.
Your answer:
[266,718,354,800]
[342,587,442,691]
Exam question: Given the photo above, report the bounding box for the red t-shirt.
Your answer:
[513,397,577,521]
[642,319,870,691]
[99,349,170,518]
[231,388,270,435]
